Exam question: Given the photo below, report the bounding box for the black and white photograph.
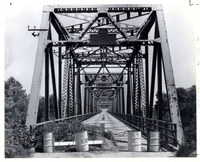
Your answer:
[2,0,199,160]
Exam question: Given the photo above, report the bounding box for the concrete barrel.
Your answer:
[75,131,89,152]
[43,132,54,153]
[128,131,141,152]
[147,131,160,152]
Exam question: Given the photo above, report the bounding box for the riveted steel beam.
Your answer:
[48,39,160,47]
[53,4,153,13]
[26,8,50,126]
[156,9,183,144]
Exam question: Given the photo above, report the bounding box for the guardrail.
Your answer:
[31,112,99,128]
[108,112,178,150]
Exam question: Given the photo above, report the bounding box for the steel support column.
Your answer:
[126,66,131,114]
[72,59,75,116]
[117,89,120,113]
[45,47,49,121]
[84,87,88,114]
[76,63,82,115]
[145,35,149,118]
[156,9,183,144]
[132,57,136,115]
[121,87,125,114]
[157,45,162,120]
[123,74,127,114]
[58,35,62,118]
[26,8,50,126]
[49,45,59,119]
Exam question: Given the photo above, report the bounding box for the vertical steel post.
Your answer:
[67,70,70,117]
[91,90,93,113]
[72,59,75,116]
[132,57,136,115]
[112,98,114,112]
[149,46,157,118]
[94,98,97,112]
[145,35,149,118]
[88,89,91,113]
[119,88,123,113]
[76,63,82,115]
[49,44,59,119]
[58,35,62,118]
[87,88,89,114]
[149,21,159,118]
[84,87,87,114]
[117,89,120,113]
[123,74,127,114]
[45,47,49,121]
[116,90,119,113]
[47,23,59,119]
[121,87,125,114]
[137,57,141,116]
[81,75,85,114]
[127,66,131,114]
[157,45,162,120]
[113,92,116,113]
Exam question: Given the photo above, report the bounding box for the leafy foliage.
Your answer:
[5,77,32,158]
[154,85,196,156]
[176,85,196,157]
[34,118,102,152]
[37,94,56,123]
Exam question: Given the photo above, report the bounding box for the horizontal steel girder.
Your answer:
[67,27,139,34]
[47,39,160,47]
[52,4,157,13]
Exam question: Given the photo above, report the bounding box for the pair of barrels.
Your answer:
[43,131,89,152]
[128,131,160,152]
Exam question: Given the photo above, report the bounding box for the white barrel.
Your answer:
[75,131,89,152]
[128,131,141,152]
[147,131,160,152]
[43,132,54,153]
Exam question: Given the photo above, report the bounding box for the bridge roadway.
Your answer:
[83,109,148,151]
[33,109,175,158]
[33,110,176,158]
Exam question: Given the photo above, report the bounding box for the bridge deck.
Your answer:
[32,110,176,158]
[83,110,148,151]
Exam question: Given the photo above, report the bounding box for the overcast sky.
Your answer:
[2,0,199,95]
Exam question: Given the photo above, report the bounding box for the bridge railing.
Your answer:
[31,112,99,128]
[108,112,178,149]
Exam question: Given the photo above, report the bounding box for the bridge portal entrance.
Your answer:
[26,4,183,148]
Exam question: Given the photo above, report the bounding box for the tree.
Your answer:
[5,77,28,125]
[154,85,196,156]
[37,94,56,123]
[5,77,31,158]
[176,85,196,143]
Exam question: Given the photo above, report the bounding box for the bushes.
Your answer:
[176,141,196,157]
[175,86,196,157]
[5,125,32,158]
[34,118,103,152]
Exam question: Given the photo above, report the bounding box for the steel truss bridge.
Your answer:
[26,4,184,150]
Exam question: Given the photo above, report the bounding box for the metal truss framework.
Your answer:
[26,4,183,145]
